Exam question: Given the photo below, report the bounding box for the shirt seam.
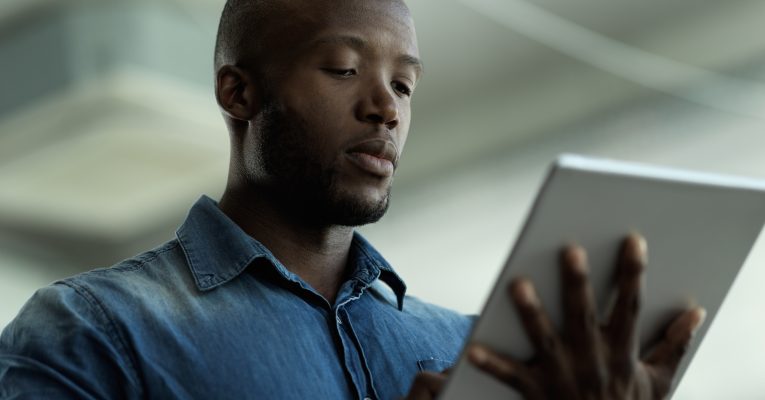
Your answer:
[92,241,180,275]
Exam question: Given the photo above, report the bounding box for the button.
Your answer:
[363,397,373,400]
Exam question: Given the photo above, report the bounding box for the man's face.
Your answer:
[243,0,421,226]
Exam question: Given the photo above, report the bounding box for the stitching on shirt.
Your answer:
[180,231,271,290]
[58,282,144,396]
[79,241,181,277]
[113,241,180,273]
[177,234,209,288]
[180,238,258,289]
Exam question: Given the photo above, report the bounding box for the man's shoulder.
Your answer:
[63,239,185,288]
[44,239,191,314]
[3,239,198,347]
[0,243,185,398]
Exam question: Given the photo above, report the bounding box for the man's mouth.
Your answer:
[346,139,398,178]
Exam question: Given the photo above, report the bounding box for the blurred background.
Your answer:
[2,0,765,397]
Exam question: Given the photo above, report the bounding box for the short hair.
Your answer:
[214,0,278,73]
[214,0,410,74]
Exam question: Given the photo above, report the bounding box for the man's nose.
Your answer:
[357,81,399,130]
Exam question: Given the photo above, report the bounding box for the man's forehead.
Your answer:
[328,0,412,20]
[273,0,414,36]
[245,0,418,69]
[271,1,417,50]
[264,0,411,22]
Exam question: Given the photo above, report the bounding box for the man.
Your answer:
[0,0,704,399]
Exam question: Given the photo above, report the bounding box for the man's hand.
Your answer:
[466,234,706,399]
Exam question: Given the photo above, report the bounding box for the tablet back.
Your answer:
[440,154,765,399]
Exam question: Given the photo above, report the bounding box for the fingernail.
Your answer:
[566,246,588,274]
[692,308,707,334]
[518,280,538,306]
[629,233,648,264]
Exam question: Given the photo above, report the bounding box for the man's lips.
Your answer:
[346,139,399,178]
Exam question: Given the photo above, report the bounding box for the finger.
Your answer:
[509,278,564,368]
[644,307,707,374]
[606,234,647,373]
[468,344,544,400]
[404,371,447,400]
[561,245,606,392]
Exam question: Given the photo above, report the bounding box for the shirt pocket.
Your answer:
[417,358,455,373]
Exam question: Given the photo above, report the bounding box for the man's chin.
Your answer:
[326,191,391,227]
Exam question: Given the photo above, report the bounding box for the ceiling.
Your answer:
[2,0,765,271]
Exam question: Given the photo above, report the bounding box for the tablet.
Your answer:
[440,154,765,399]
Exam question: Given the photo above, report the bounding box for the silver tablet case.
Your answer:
[440,154,765,399]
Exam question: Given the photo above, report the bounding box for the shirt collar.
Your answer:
[349,231,407,310]
[175,195,407,309]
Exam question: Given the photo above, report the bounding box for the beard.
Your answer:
[256,100,391,227]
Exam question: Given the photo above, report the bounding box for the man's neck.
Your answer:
[218,187,354,305]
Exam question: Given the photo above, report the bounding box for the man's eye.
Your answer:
[393,82,413,97]
[323,68,356,77]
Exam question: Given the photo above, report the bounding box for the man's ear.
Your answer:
[215,65,260,121]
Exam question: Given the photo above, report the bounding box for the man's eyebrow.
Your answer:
[398,54,424,76]
[310,35,366,51]
[310,34,424,76]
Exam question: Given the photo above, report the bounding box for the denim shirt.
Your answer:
[0,196,473,400]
